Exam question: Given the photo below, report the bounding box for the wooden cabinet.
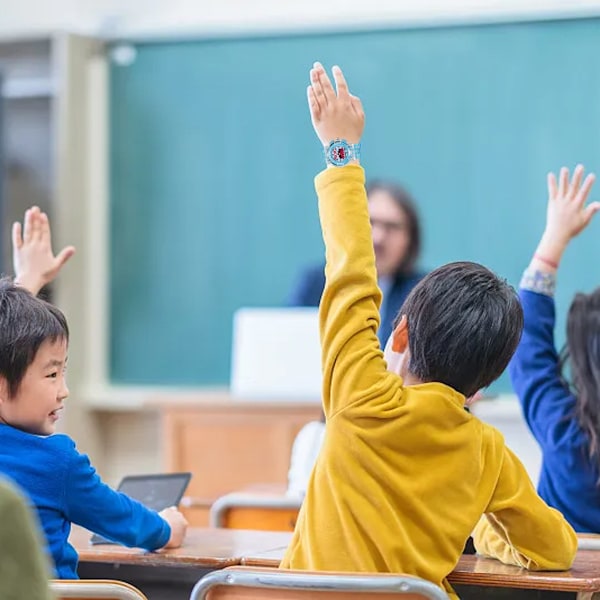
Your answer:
[161,398,321,525]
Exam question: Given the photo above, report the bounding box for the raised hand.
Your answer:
[534,165,599,272]
[13,206,76,296]
[307,62,365,148]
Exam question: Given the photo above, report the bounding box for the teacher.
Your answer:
[288,180,425,345]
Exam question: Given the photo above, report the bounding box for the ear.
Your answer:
[0,377,9,404]
[391,315,409,353]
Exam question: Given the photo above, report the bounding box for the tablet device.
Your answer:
[89,472,191,545]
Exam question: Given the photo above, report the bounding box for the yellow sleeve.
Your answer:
[473,446,577,570]
[316,165,401,419]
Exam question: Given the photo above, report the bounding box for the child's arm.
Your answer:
[307,63,400,419]
[12,206,75,295]
[473,444,577,570]
[509,166,599,446]
[63,444,187,549]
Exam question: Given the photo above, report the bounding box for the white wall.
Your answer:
[2,0,600,39]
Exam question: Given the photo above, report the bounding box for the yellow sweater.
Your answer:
[280,165,577,598]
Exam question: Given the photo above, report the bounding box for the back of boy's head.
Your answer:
[0,278,69,397]
[394,262,523,398]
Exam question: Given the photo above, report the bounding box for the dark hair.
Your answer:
[394,262,523,398]
[366,180,421,274]
[560,289,600,476]
[0,278,69,397]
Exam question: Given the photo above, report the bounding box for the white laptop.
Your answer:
[230,308,322,401]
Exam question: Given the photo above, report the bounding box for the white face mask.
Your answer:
[383,332,402,375]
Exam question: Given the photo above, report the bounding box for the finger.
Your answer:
[575,173,596,208]
[558,167,569,197]
[310,68,328,109]
[313,61,336,103]
[12,222,23,250]
[547,172,558,199]
[568,164,584,198]
[31,207,43,241]
[23,209,33,243]
[38,213,51,245]
[583,201,600,226]
[307,85,321,122]
[54,246,76,269]
[332,65,350,99]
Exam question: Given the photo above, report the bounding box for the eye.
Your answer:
[47,372,58,379]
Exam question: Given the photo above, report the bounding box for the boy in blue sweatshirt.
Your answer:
[0,206,188,578]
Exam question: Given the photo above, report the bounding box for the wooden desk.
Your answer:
[450,553,600,599]
[71,526,292,600]
[240,545,600,599]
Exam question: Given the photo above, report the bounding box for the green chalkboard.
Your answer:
[110,18,600,391]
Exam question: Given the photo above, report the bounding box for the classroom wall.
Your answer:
[2,1,565,485]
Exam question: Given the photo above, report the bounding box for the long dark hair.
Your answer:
[366,181,422,275]
[560,289,600,477]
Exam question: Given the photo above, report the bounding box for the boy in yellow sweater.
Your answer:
[280,62,577,598]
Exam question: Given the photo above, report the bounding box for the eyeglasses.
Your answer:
[370,218,408,235]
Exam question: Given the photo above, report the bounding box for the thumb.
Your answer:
[12,222,23,250]
[54,246,76,269]
[350,94,364,118]
[583,202,600,226]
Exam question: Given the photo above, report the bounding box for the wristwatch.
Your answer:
[324,139,361,167]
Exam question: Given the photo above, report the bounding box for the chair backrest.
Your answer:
[191,567,448,600]
[210,493,302,531]
[50,579,148,600]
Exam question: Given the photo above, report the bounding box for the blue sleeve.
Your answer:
[508,289,585,449]
[62,442,170,550]
[287,265,325,307]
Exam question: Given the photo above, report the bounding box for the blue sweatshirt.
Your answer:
[509,289,600,532]
[0,424,171,578]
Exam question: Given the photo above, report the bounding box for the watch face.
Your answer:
[332,144,347,162]
[328,140,351,166]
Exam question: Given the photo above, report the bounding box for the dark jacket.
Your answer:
[288,263,425,345]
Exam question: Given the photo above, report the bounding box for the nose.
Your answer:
[371,222,385,246]
[58,379,69,401]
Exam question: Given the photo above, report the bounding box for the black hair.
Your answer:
[559,289,600,478]
[366,180,422,274]
[394,262,523,398]
[0,278,69,397]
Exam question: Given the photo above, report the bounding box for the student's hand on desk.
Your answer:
[160,506,188,549]
[534,165,599,270]
[12,206,76,296]
[307,62,364,148]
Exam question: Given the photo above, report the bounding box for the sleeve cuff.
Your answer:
[520,268,556,297]
[314,164,365,193]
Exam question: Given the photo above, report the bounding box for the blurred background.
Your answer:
[2,0,600,521]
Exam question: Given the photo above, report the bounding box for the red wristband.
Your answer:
[534,253,559,269]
